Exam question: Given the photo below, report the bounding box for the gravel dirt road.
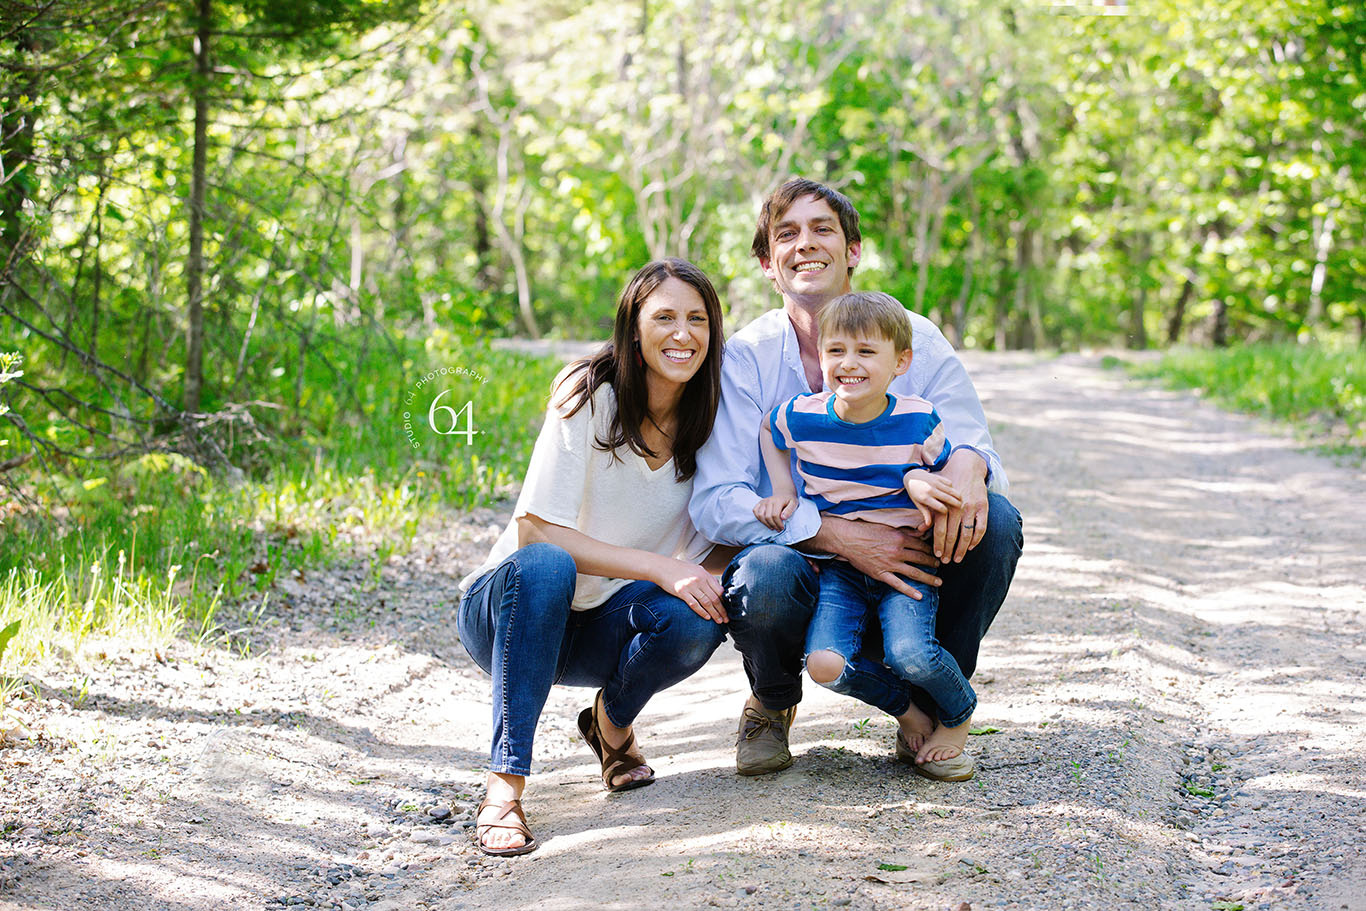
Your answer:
[2,352,1364,911]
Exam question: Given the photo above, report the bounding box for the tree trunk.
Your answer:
[347,212,363,328]
[90,190,103,358]
[1211,298,1228,348]
[1013,219,1042,349]
[888,154,909,293]
[1125,233,1149,350]
[992,245,1012,351]
[913,177,948,318]
[509,199,538,339]
[950,224,977,349]
[184,0,213,413]
[135,309,153,385]
[1129,280,1148,349]
[1166,273,1195,345]
[489,123,539,338]
[470,161,495,292]
[1308,206,1335,328]
[0,29,37,260]
[1028,231,1047,348]
[61,181,104,370]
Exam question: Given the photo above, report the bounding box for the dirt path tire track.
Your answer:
[2,352,1363,911]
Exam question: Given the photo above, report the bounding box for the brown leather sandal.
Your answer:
[475,797,538,856]
[577,689,655,793]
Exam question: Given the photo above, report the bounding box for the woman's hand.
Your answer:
[651,556,728,624]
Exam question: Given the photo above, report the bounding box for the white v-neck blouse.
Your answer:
[460,382,712,610]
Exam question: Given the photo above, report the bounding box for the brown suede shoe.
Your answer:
[735,703,797,776]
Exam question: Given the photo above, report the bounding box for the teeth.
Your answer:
[663,349,695,362]
[838,377,865,385]
[794,262,826,273]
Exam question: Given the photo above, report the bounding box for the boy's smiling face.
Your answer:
[820,329,912,423]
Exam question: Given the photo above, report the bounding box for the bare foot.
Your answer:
[896,701,935,753]
[596,695,653,788]
[477,772,527,852]
[917,717,971,764]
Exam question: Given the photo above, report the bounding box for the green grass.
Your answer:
[0,337,562,673]
[1128,342,1366,456]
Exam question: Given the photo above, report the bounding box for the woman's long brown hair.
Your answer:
[556,258,725,482]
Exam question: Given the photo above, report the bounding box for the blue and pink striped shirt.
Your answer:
[769,390,951,532]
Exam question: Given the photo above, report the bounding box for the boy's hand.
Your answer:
[904,469,962,529]
[753,494,798,532]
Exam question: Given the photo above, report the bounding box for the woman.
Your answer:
[456,258,731,857]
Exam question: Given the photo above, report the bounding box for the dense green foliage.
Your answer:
[1131,344,1366,454]
[4,3,1363,408]
[2,1,1364,661]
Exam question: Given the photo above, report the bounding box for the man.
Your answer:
[690,177,1023,780]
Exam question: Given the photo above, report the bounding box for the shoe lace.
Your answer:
[740,706,777,741]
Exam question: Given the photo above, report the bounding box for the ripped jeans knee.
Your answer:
[805,649,852,690]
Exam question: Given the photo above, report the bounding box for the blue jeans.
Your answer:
[723,492,1022,714]
[807,561,976,727]
[721,543,821,711]
[457,542,727,776]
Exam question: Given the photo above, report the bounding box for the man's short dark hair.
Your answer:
[751,177,862,274]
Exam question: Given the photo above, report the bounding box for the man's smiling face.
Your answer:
[760,194,861,306]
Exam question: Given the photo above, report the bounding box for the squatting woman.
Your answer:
[456,259,731,856]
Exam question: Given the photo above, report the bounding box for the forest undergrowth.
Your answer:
[0,337,561,687]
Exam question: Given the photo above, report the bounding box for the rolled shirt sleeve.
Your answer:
[690,342,823,547]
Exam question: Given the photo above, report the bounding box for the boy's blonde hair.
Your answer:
[818,291,913,351]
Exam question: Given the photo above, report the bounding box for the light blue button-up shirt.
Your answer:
[690,307,1008,547]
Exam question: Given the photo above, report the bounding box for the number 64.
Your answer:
[429,389,479,443]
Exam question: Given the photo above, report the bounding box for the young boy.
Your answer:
[753,291,977,778]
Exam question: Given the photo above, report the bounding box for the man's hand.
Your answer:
[934,448,991,563]
[808,515,941,600]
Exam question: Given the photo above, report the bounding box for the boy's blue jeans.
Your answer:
[457,542,727,776]
[806,560,976,727]
[723,492,1022,718]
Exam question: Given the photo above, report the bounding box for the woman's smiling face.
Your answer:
[636,277,711,391]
